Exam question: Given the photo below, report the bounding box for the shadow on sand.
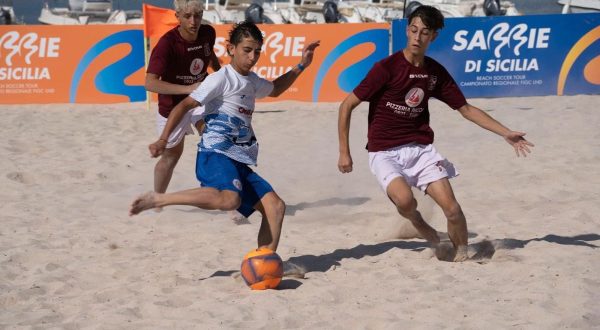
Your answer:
[197,234,599,285]
[286,197,370,216]
[492,233,599,249]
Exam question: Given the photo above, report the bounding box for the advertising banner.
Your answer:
[0,21,388,104]
[392,13,600,97]
[208,23,390,102]
[0,25,146,104]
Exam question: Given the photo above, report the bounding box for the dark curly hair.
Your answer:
[229,21,264,45]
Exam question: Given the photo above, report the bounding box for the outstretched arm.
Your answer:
[338,92,362,173]
[270,40,320,97]
[457,103,534,157]
[149,96,201,157]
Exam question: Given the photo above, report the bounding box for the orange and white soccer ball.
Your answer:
[240,247,283,290]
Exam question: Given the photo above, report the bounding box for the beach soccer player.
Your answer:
[145,0,220,200]
[337,5,534,261]
[131,21,320,252]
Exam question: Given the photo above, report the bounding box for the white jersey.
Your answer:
[189,65,274,165]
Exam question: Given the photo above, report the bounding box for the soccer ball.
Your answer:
[240,247,283,290]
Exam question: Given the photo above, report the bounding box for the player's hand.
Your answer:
[149,139,167,158]
[338,152,353,173]
[504,131,534,157]
[187,81,201,94]
[299,40,320,68]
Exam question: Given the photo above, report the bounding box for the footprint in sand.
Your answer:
[422,239,497,263]
[6,171,31,184]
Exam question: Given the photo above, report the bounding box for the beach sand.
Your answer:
[1,95,599,328]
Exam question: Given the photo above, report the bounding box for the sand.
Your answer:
[1,95,599,329]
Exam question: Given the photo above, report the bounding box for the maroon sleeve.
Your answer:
[352,61,390,102]
[432,64,467,110]
[206,25,217,46]
[146,35,171,76]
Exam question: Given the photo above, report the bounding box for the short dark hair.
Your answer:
[408,5,444,31]
[229,21,263,45]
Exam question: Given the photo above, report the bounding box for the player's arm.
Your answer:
[338,92,362,173]
[145,73,197,95]
[270,40,320,97]
[209,52,221,72]
[149,96,201,157]
[458,103,534,157]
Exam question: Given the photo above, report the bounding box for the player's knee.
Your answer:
[158,153,181,169]
[443,202,463,223]
[219,194,241,211]
[394,196,416,214]
[268,195,286,220]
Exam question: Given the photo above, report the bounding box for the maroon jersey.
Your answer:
[353,51,467,152]
[147,25,216,118]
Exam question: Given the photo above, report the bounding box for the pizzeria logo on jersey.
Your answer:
[405,87,424,107]
[190,58,204,76]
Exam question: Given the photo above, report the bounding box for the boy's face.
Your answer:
[176,5,203,35]
[405,17,438,56]
[228,37,262,75]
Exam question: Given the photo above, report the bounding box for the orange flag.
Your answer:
[142,4,179,39]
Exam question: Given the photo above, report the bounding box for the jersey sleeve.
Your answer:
[146,36,171,76]
[206,25,217,46]
[254,77,274,99]
[432,64,467,110]
[189,71,226,105]
[352,61,390,101]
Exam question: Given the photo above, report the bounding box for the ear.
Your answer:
[226,42,234,57]
[431,31,439,42]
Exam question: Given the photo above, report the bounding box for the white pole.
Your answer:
[562,0,572,14]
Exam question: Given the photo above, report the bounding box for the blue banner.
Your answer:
[392,13,600,97]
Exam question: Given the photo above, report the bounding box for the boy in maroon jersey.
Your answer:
[145,0,220,205]
[337,5,534,261]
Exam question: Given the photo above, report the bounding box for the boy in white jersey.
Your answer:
[130,21,320,252]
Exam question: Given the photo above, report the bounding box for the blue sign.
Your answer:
[392,13,600,97]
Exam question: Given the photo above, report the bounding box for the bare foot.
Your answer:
[283,261,306,279]
[229,211,250,225]
[453,245,469,262]
[130,191,158,216]
[432,242,454,261]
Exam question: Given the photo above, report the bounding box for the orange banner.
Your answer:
[211,24,389,102]
[0,25,145,104]
[1,22,389,104]
[147,23,390,102]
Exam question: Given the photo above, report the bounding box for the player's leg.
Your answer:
[370,150,440,244]
[387,177,441,245]
[235,167,284,251]
[154,138,184,194]
[254,192,285,251]
[130,188,240,215]
[154,110,195,194]
[425,178,468,261]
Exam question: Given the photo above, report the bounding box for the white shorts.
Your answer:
[368,143,459,193]
[156,106,205,149]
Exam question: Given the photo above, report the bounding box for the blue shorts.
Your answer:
[195,151,273,217]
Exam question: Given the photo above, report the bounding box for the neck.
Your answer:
[230,63,250,76]
[178,26,197,42]
[402,49,425,67]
